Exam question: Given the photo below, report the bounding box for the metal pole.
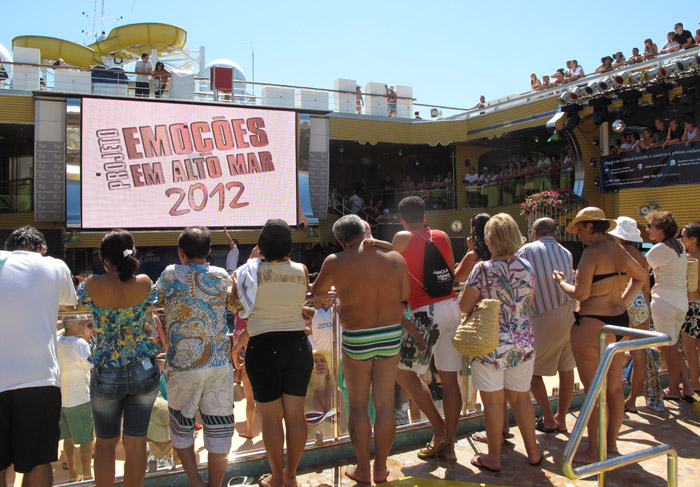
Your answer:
[245,41,255,85]
[598,331,608,487]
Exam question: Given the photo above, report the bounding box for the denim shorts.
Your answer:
[90,357,160,439]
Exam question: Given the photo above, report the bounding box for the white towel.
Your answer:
[235,258,260,320]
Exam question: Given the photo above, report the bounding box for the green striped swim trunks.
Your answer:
[341,323,403,361]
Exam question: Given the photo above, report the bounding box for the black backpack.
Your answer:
[409,230,455,298]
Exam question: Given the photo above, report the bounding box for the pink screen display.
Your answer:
[81,98,297,229]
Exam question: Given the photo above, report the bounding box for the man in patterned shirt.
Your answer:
[156,227,233,487]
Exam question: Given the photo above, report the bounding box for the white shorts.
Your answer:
[471,358,534,392]
[398,298,462,374]
[651,298,688,346]
[167,366,234,453]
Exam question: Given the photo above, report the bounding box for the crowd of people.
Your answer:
[610,115,700,155]
[462,151,575,208]
[1,200,699,486]
[529,21,700,92]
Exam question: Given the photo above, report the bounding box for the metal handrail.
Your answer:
[561,325,677,487]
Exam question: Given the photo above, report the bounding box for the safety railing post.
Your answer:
[561,325,677,487]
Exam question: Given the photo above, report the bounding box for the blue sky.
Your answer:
[3,1,699,111]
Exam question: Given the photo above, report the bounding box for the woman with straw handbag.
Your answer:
[458,213,541,473]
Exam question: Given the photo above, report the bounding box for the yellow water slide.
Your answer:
[88,23,187,58]
[12,23,187,67]
[12,36,99,67]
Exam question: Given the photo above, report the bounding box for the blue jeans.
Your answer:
[90,357,160,439]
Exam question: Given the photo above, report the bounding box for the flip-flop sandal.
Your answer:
[258,473,272,487]
[470,455,500,473]
[681,395,697,403]
[535,417,557,433]
[528,452,544,466]
[373,467,392,484]
[470,431,512,444]
[624,406,639,414]
[417,438,450,459]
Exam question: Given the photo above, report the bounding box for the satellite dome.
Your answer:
[204,59,247,81]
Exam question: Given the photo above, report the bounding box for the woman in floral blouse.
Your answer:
[459,213,541,473]
[78,229,160,487]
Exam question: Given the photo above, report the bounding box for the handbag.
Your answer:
[452,263,501,357]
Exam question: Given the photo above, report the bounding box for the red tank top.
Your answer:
[402,227,457,310]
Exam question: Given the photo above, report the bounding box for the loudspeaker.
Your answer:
[377,223,404,242]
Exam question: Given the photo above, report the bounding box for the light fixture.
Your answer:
[620,90,641,118]
[647,82,671,110]
[547,132,563,142]
[397,148,403,156]
[590,157,597,167]
[66,231,82,243]
[306,227,319,238]
[646,67,667,80]
[338,145,344,153]
[561,104,582,130]
[534,136,540,143]
[598,77,613,91]
[594,176,600,187]
[592,136,599,146]
[589,97,611,125]
[678,75,700,105]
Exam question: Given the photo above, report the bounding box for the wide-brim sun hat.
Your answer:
[607,216,643,242]
[566,207,617,234]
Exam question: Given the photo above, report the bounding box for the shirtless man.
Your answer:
[312,214,409,485]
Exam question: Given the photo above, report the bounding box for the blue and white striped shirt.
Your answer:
[516,236,574,316]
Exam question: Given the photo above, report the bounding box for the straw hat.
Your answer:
[565,207,617,234]
[607,216,642,243]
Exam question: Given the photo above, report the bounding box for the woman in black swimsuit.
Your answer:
[552,207,646,464]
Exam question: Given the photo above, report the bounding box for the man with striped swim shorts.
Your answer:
[312,214,409,485]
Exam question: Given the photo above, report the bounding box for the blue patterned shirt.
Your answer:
[155,263,231,371]
[78,284,160,367]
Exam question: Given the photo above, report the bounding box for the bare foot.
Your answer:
[259,473,282,487]
[283,468,298,487]
[373,463,390,484]
[345,465,371,484]
[572,450,599,464]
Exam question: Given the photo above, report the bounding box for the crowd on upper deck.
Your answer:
[529,21,700,92]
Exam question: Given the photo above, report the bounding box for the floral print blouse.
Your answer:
[77,283,160,367]
[466,258,536,370]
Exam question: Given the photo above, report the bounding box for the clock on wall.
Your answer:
[450,219,464,234]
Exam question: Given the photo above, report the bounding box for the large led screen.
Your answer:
[81,98,297,229]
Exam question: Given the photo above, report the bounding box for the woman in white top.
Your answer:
[645,211,694,402]
[234,219,311,487]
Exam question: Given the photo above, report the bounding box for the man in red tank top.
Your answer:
[391,196,462,462]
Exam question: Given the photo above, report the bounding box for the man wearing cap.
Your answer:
[156,227,234,487]
[312,214,409,485]
[516,218,575,434]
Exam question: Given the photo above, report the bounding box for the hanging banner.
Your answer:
[600,145,700,192]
